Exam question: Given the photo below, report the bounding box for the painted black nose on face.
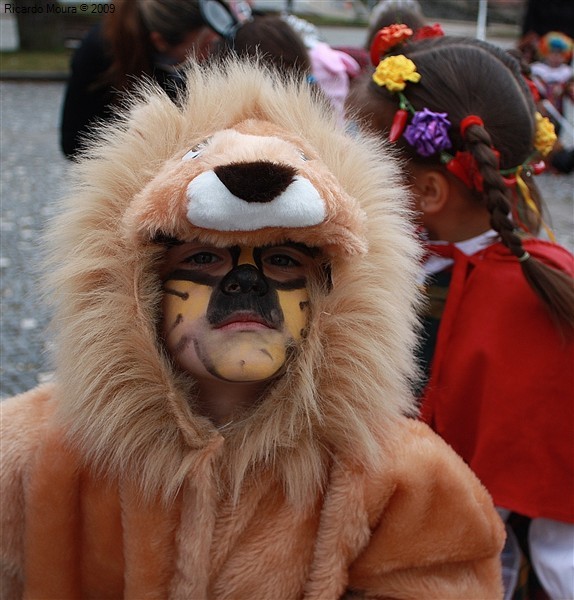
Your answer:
[220,265,269,296]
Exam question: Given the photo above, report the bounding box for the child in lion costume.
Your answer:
[1,60,504,599]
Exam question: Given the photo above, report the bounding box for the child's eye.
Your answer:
[185,252,221,265]
[265,254,301,268]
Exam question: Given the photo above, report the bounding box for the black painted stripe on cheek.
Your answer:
[164,270,219,286]
[271,277,307,291]
[164,287,189,300]
[167,313,184,335]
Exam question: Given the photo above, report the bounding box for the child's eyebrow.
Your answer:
[267,242,320,258]
[151,235,323,261]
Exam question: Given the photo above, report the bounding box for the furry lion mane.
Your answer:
[42,58,423,507]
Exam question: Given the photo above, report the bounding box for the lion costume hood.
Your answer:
[43,60,423,505]
[1,60,504,599]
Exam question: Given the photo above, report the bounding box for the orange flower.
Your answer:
[370,24,413,65]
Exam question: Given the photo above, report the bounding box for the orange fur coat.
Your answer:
[2,384,503,599]
[1,60,504,598]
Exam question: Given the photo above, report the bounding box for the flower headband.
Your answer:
[370,24,557,160]
[370,25,558,239]
[370,24,452,156]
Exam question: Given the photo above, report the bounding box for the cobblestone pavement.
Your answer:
[1,80,573,398]
[1,82,69,398]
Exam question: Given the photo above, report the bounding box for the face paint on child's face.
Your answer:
[161,242,316,383]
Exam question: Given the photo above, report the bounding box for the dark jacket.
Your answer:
[60,24,183,159]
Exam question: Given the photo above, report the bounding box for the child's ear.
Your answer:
[415,169,450,215]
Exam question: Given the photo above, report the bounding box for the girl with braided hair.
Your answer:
[347,31,574,600]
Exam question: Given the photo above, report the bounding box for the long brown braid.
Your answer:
[348,36,574,330]
[464,119,574,329]
[463,123,526,258]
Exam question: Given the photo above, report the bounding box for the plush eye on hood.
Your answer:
[123,121,368,259]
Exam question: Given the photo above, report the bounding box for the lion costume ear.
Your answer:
[123,121,368,259]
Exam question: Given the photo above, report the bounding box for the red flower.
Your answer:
[413,23,445,41]
[445,150,501,191]
[445,152,484,191]
[370,24,413,66]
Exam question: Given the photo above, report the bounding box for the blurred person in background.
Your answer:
[530,32,574,173]
[530,32,574,120]
[60,0,225,159]
[348,28,574,600]
[518,2,574,174]
[519,0,574,63]
[280,13,362,125]
[214,13,313,78]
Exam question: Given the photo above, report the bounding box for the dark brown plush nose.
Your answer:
[214,161,297,203]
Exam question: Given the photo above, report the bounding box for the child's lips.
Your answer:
[214,312,274,331]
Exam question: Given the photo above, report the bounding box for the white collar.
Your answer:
[423,230,498,278]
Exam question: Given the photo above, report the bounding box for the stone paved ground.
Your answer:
[1,82,69,397]
[1,80,573,398]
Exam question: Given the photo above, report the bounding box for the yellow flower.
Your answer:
[372,55,421,92]
[534,112,557,157]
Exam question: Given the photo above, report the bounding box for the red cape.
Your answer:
[421,239,574,522]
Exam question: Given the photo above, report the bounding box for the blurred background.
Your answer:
[0,0,530,59]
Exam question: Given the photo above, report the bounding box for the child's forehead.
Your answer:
[163,240,321,259]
